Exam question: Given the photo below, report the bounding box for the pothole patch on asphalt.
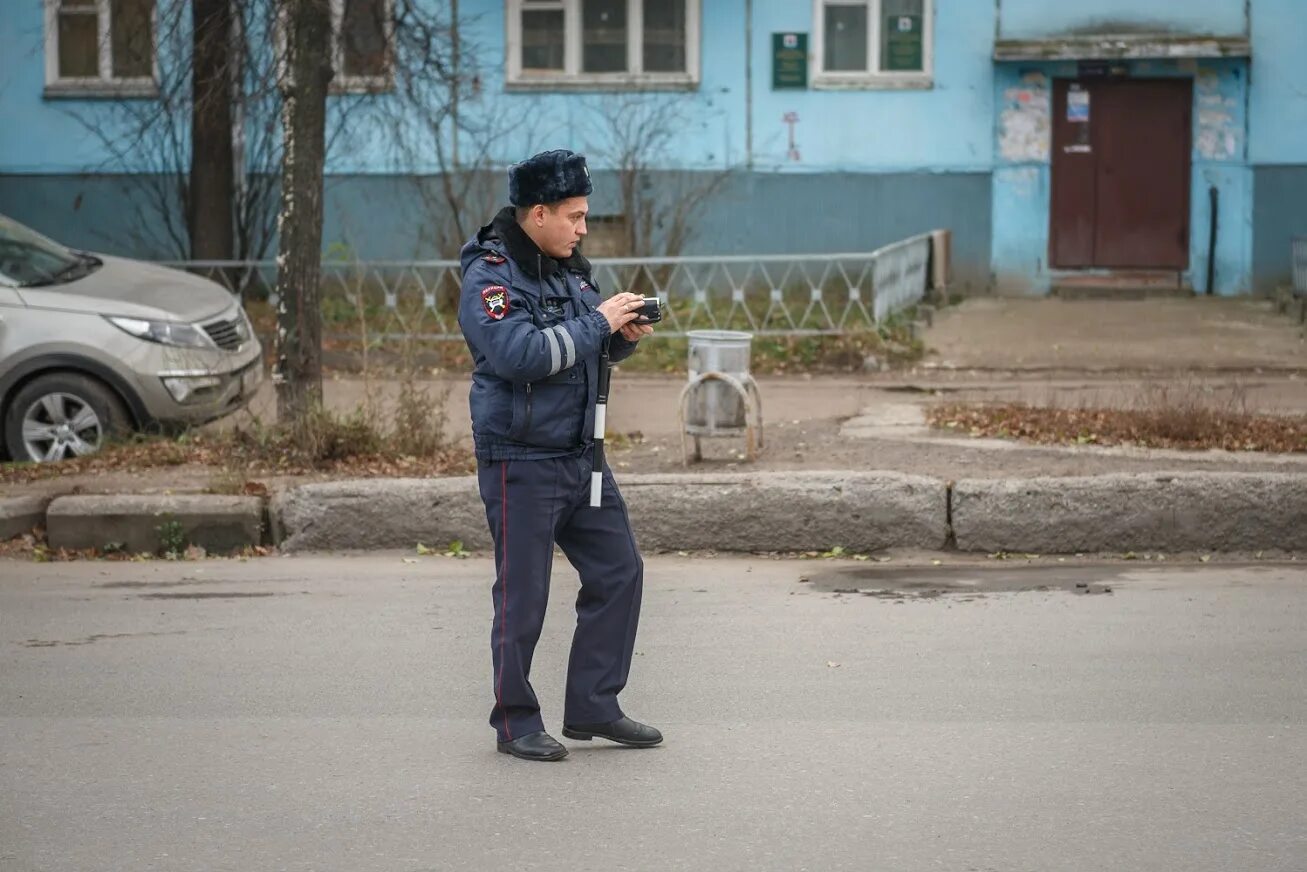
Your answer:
[882,384,963,394]
[21,631,189,647]
[801,564,1122,601]
[99,577,305,589]
[135,592,287,600]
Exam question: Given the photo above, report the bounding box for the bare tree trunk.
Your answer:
[449,0,459,169]
[274,0,333,424]
[190,0,236,261]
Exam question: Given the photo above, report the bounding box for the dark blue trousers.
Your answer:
[477,452,644,743]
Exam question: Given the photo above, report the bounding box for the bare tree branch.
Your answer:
[582,92,733,259]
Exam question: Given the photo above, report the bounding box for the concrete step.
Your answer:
[1053,285,1196,300]
[1053,271,1193,300]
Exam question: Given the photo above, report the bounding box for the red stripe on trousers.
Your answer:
[497,461,511,740]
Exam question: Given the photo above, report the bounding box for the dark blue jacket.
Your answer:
[458,208,639,461]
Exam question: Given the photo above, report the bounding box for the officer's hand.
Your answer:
[619,322,654,342]
[597,292,645,334]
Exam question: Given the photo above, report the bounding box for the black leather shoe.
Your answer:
[562,716,663,748]
[497,731,569,761]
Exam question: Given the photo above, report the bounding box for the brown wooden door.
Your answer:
[1050,78,1192,270]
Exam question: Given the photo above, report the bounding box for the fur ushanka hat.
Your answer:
[508,149,593,207]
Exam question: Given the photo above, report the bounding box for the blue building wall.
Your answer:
[1248,0,1307,291]
[997,0,1247,39]
[2,0,1304,292]
[0,0,152,173]
[0,0,996,286]
[744,0,993,173]
[311,0,997,279]
[318,1,746,175]
[309,0,996,174]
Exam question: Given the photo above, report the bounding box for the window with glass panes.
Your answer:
[336,0,392,86]
[509,0,698,86]
[815,0,930,81]
[47,0,154,90]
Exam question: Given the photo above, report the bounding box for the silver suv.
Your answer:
[0,214,263,462]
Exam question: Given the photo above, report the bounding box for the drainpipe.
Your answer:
[745,0,753,169]
[230,0,244,253]
[1206,185,1219,296]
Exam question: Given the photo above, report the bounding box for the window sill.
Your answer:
[43,80,159,100]
[506,74,699,93]
[810,74,933,91]
[331,75,395,96]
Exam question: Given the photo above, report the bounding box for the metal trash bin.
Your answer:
[679,330,763,463]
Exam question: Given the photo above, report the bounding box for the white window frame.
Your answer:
[811,0,933,90]
[43,0,158,98]
[505,0,701,91]
[331,0,395,94]
[275,0,396,95]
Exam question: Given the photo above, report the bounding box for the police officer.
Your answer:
[458,149,662,762]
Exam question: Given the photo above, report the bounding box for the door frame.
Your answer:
[1048,76,1194,271]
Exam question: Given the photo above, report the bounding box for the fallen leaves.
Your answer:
[0,527,273,563]
[928,402,1307,454]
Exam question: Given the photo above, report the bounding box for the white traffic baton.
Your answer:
[590,339,612,507]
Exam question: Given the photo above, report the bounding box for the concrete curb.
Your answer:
[0,495,50,540]
[270,477,489,553]
[47,495,264,555]
[619,472,947,553]
[8,470,1307,556]
[952,472,1307,554]
[269,472,950,554]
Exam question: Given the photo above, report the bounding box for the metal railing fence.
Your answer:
[163,231,937,340]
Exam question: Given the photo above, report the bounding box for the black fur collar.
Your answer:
[487,206,591,280]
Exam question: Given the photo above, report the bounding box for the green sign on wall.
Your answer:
[883,14,923,72]
[772,32,808,89]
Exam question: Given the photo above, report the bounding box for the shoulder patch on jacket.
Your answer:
[481,253,507,264]
[481,285,510,320]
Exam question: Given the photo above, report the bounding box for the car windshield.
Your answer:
[0,214,99,287]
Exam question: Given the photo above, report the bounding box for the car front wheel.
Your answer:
[4,373,131,463]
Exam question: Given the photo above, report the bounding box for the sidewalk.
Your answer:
[921,296,1307,373]
[3,298,1305,556]
[4,371,1304,502]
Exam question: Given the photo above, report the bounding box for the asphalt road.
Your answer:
[2,555,1305,871]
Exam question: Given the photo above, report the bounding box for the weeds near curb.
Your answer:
[156,519,186,558]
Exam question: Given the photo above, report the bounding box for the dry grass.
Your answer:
[929,382,1307,453]
[0,425,475,487]
[1,382,472,487]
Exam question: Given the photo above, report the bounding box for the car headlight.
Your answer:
[106,315,212,349]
